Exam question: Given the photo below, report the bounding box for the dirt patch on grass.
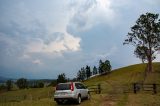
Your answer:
[100,100,115,106]
[99,95,116,106]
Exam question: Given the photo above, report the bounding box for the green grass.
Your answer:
[0,87,56,106]
[0,62,160,106]
[85,62,160,106]
[0,87,54,102]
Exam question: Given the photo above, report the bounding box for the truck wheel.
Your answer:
[76,95,81,104]
[56,100,62,105]
[87,93,90,100]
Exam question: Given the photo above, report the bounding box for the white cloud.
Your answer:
[94,0,116,23]
[67,0,117,33]
[32,59,43,65]
[26,32,81,54]
[3,1,81,56]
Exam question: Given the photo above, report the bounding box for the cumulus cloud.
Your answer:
[26,32,81,54]
[0,0,81,56]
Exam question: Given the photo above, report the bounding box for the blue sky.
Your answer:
[0,0,160,79]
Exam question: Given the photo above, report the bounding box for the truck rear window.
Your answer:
[56,84,71,90]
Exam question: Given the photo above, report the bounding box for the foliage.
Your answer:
[134,46,148,63]
[77,67,86,81]
[93,66,98,75]
[98,59,111,74]
[77,59,112,80]
[56,73,67,83]
[77,70,82,81]
[6,80,12,91]
[134,46,156,63]
[98,60,103,74]
[48,80,57,87]
[29,81,44,88]
[38,82,44,88]
[86,65,91,79]
[16,78,28,89]
[0,84,6,91]
[124,12,160,72]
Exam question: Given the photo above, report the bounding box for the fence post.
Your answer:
[133,83,137,94]
[153,84,157,94]
[98,84,101,94]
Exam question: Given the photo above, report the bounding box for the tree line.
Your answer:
[0,78,45,91]
[56,59,112,83]
[77,59,111,81]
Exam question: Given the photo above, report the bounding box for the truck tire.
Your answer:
[87,93,90,100]
[76,95,81,104]
[56,100,63,105]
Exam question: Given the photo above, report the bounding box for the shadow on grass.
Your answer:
[55,101,79,106]
[55,99,89,106]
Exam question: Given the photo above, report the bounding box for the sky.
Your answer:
[0,0,160,79]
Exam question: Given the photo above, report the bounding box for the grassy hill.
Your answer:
[0,62,160,106]
[84,62,160,106]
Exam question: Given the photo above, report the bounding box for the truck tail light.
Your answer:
[70,82,74,91]
[55,84,59,90]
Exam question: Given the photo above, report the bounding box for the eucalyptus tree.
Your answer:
[124,13,160,72]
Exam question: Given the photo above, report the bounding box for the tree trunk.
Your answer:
[148,56,152,72]
[148,47,152,72]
